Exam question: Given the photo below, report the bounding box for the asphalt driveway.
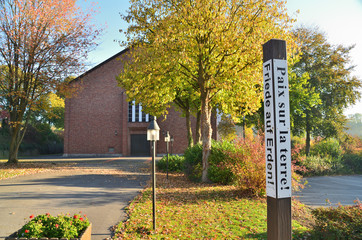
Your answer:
[0,157,151,240]
[294,175,362,207]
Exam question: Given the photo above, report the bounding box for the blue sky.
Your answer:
[79,0,362,115]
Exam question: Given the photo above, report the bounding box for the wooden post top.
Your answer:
[263,39,287,62]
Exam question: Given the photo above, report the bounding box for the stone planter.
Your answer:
[6,223,92,240]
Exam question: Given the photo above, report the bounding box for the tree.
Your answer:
[240,54,321,134]
[218,115,237,142]
[0,0,100,164]
[346,113,362,138]
[292,27,362,155]
[119,0,296,182]
[288,53,321,135]
[31,92,65,129]
[173,87,201,147]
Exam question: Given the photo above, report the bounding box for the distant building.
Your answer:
[64,49,217,157]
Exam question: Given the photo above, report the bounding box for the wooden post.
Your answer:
[263,39,292,240]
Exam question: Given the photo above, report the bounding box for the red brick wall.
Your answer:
[156,109,217,155]
[157,108,195,155]
[64,50,217,156]
[64,52,127,156]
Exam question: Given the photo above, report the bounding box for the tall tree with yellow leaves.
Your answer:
[118,0,296,182]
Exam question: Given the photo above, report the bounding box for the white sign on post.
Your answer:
[263,59,292,199]
[273,59,292,198]
[263,59,276,198]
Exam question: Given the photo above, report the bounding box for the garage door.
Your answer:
[131,134,150,156]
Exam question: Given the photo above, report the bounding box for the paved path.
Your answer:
[294,175,362,207]
[0,157,151,240]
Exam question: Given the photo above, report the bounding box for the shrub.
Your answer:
[339,133,362,154]
[0,124,10,157]
[157,155,185,172]
[24,123,64,155]
[301,153,361,176]
[342,153,362,173]
[183,143,203,181]
[184,134,305,196]
[295,137,362,176]
[225,134,305,196]
[225,135,266,196]
[311,201,362,239]
[183,141,236,184]
[310,138,342,160]
[302,155,335,176]
[290,141,308,192]
[308,138,344,173]
[0,122,64,156]
[291,135,306,154]
[18,213,89,239]
[208,140,236,184]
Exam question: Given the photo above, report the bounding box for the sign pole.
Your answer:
[166,141,169,179]
[152,140,156,231]
[164,131,170,180]
[147,118,160,232]
[263,39,292,240]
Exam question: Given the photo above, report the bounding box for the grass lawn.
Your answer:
[115,173,312,239]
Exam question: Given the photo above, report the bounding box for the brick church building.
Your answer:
[64,49,217,157]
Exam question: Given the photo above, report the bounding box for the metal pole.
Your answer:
[171,137,173,155]
[152,140,156,231]
[166,141,169,179]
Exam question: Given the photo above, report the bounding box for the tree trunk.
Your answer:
[242,115,246,139]
[185,106,194,147]
[201,94,212,183]
[8,125,22,165]
[305,112,311,156]
[196,110,201,144]
[7,109,29,165]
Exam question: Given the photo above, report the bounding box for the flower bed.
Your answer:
[6,213,91,240]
